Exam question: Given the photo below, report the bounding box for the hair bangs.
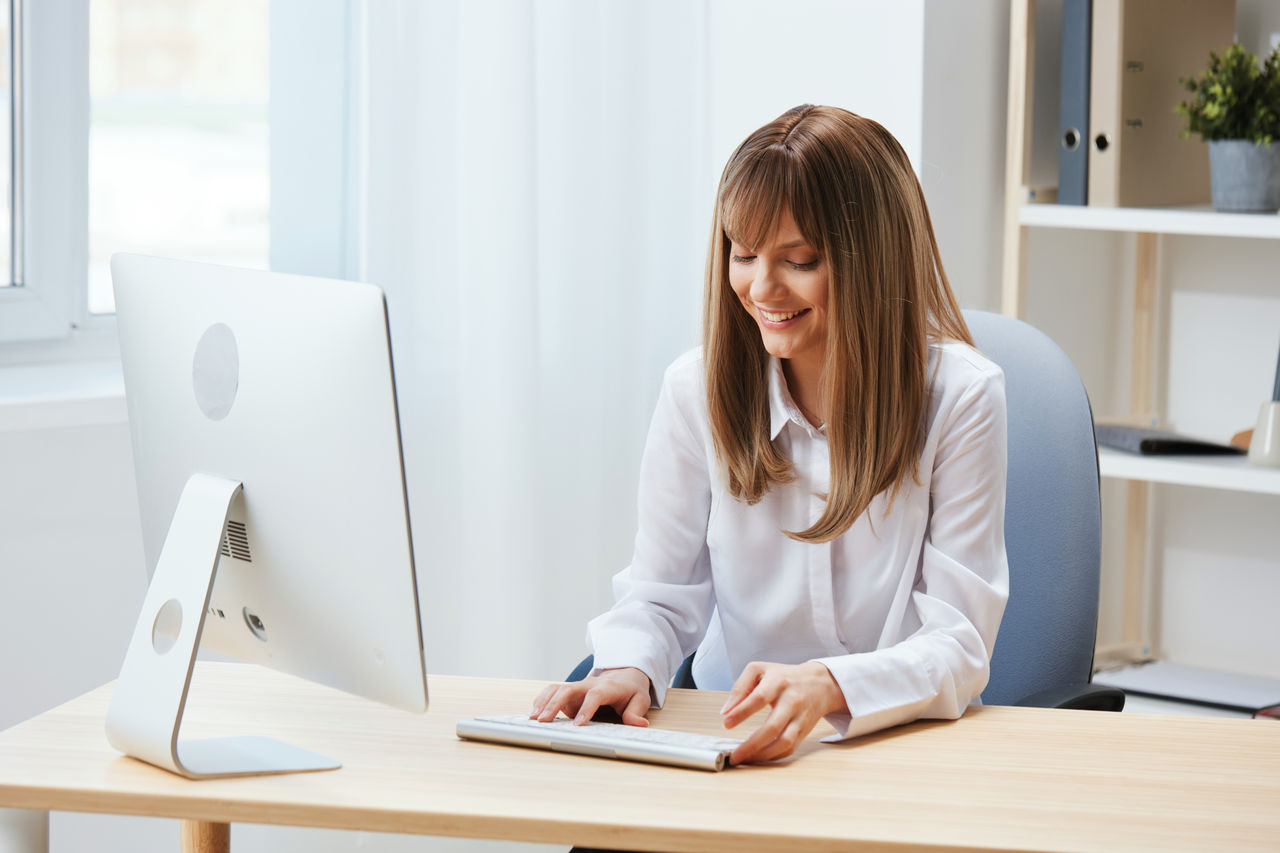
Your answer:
[721,149,778,245]
[719,158,784,252]
[718,147,820,253]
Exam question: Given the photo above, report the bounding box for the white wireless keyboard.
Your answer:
[456,713,744,771]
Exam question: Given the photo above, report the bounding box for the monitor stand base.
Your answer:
[104,472,341,779]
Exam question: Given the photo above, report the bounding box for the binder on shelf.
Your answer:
[1087,0,1235,208]
[1058,0,1091,205]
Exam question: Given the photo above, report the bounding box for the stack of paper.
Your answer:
[1095,661,1280,713]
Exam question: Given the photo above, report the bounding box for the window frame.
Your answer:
[0,0,364,360]
[0,0,92,348]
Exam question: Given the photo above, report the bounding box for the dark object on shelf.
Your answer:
[1095,424,1245,455]
[1058,0,1092,205]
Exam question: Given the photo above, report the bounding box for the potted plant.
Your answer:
[1177,43,1280,212]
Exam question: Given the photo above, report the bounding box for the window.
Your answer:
[88,0,271,316]
[0,0,361,348]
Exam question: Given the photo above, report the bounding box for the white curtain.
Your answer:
[361,0,713,680]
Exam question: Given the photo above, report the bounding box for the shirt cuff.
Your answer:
[589,627,672,708]
[812,646,939,742]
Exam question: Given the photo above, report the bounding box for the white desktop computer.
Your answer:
[105,254,428,779]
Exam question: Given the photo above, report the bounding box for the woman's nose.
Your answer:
[749,263,786,302]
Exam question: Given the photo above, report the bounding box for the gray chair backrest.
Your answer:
[963,310,1101,705]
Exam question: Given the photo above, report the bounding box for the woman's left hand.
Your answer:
[720,660,848,764]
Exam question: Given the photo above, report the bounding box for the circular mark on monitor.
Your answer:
[243,607,268,642]
[152,599,183,655]
[192,323,239,421]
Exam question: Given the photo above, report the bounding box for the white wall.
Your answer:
[920,0,1009,311]
[707,0,925,179]
[0,420,144,732]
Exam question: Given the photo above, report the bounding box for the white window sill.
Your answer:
[0,360,126,432]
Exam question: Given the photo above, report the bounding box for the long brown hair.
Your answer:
[704,104,971,543]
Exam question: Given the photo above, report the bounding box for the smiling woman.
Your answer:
[707,105,975,543]
[535,104,1009,798]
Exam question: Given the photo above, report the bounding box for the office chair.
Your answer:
[965,309,1120,710]
[570,310,1123,712]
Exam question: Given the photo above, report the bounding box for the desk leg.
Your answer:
[0,809,47,853]
[180,820,229,853]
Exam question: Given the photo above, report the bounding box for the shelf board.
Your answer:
[1093,660,1280,714]
[1019,203,1280,239]
[1098,447,1280,495]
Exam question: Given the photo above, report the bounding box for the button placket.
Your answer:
[804,435,842,651]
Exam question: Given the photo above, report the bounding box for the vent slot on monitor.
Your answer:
[219,520,253,562]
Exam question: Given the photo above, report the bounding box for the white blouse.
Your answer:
[587,342,1009,741]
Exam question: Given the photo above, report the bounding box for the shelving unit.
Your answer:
[1002,0,1280,690]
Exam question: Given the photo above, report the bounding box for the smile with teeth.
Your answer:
[759,307,810,323]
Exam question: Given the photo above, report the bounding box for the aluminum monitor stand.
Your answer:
[105,473,340,779]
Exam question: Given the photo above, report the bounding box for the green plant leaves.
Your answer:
[1176,42,1280,144]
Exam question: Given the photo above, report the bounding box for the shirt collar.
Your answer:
[767,356,823,439]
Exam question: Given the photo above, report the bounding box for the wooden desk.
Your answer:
[0,662,1277,852]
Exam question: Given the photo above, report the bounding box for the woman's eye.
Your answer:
[789,260,819,271]
[731,254,755,264]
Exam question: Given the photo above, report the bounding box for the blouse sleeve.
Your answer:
[813,367,1010,741]
[586,359,715,708]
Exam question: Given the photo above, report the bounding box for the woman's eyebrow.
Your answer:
[777,240,809,250]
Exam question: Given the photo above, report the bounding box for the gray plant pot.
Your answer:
[1209,139,1280,213]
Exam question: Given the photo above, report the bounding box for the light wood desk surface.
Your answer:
[0,662,1277,852]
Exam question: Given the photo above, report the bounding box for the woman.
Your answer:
[532,104,1008,767]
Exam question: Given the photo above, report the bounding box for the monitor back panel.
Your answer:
[113,254,427,713]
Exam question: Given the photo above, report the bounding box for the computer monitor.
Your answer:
[105,254,428,779]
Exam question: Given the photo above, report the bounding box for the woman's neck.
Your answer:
[781,353,825,428]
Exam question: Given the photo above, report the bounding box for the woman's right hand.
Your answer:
[529,667,653,727]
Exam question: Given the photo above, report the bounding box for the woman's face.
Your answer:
[727,207,828,365]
